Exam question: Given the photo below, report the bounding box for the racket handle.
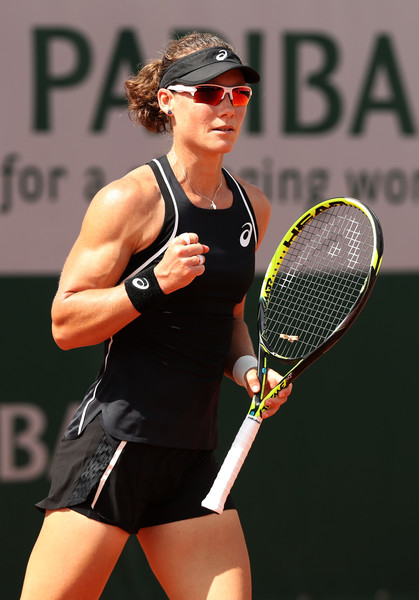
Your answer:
[201,414,262,514]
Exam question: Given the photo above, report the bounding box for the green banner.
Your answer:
[1,275,418,599]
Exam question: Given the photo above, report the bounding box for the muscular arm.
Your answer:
[52,168,208,350]
[51,174,156,349]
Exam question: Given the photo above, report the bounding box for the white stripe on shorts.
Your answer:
[91,441,127,509]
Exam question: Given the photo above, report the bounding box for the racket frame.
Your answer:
[249,197,383,418]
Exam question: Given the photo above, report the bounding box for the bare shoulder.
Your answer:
[232,173,271,247]
[55,164,162,293]
[81,164,162,250]
[89,164,159,223]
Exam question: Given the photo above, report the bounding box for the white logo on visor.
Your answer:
[132,277,150,290]
[216,50,228,61]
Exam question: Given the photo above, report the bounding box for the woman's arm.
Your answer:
[52,168,208,350]
[224,179,292,418]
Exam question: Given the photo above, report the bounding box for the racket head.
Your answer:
[258,197,383,385]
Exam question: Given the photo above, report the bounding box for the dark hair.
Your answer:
[125,32,234,134]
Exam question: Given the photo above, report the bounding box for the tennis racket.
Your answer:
[202,197,383,514]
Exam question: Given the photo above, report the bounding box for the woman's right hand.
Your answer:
[154,232,209,294]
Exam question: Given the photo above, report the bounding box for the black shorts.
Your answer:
[36,414,235,534]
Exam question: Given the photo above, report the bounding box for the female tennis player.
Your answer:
[20,31,292,600]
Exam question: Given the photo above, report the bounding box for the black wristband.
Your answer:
[125,266,166,314]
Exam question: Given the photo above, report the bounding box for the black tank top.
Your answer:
[65,155,258,449]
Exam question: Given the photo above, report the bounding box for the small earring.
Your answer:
[168,110,173,115]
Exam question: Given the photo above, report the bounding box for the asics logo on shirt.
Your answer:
[240,222,252,247]
[216,50,228,61]
[132,277,150,290]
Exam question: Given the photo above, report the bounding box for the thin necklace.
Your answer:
[172,151,222,210]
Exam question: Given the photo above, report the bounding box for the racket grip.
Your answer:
[201,414,262,514]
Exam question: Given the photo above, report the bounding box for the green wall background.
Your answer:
[1,274,418,600]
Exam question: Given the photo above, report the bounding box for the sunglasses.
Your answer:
[167,84,252,107]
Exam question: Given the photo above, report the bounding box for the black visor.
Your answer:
[159,47,260,89]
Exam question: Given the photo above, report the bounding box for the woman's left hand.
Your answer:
[244,368,292,419]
